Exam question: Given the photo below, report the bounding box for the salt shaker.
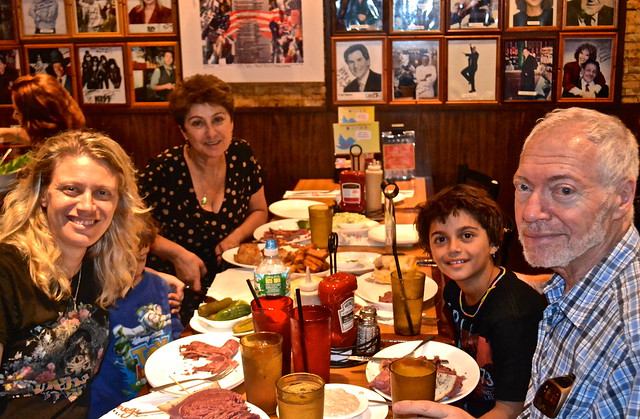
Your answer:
[356,306,380,355]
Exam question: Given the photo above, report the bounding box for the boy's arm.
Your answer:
[145,267,184,314]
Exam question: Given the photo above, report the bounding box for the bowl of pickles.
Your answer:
[194,298,253,333]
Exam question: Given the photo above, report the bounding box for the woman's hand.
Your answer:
[173,250,206,292]
[393,401,473,419]
[215,234,242,264]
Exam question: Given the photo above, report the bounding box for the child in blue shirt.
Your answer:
[88,213,184,418]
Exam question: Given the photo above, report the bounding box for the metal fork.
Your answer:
[149,364,236,393]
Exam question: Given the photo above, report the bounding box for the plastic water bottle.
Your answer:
[253,239,290,296]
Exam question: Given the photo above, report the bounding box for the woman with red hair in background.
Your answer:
[0,73,85,147]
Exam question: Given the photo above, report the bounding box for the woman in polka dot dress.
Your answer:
[138,74,268,322]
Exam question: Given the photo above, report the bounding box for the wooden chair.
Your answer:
[456,164,513,266]
[456,164,500,201]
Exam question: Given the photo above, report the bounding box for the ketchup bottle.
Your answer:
[339,169,366,213]
[318,272,358,348]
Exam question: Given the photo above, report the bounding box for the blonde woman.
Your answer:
[0,130,146,416]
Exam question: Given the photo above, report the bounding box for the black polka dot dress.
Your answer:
[138,139,264,286]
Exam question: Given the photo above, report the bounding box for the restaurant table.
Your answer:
[141,177,455,419]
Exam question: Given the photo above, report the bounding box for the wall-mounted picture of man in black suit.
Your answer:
[335,39,385,102]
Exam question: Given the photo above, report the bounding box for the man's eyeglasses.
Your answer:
[533,373,575,418]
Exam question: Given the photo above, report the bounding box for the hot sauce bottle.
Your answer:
[318,272,358,348]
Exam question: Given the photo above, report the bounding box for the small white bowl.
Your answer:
[323,384,370,419]
[194,309,251,330]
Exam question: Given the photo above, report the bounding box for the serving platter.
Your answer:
[221,243,265,269]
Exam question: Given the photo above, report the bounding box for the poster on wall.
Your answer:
[77,45,127,105]
[179,0,324,82]
[446,38,497,102]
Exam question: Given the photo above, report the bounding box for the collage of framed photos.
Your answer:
[0,0,179,107]
[332,0,621,104]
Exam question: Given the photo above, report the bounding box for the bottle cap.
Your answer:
[299,267,319,292]
[264,239,278,256]
[367,160,381,171]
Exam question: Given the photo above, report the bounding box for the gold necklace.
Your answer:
[459,267,505,318]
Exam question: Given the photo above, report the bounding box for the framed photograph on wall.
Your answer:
[335,0,384,32]
[448,0,500,30]
[390,37,441,102]
[507,0,557,29]
[391,0,442,32]
[503,38,555,101]
[72,0,121,35]
[77,44,127,105]
[446,37,498,102]
[24,45,76,97]
[128,42,179,105]
[563,0,617,28]
[0,48,20,105]
[333,37,386,104]
[558,33,616,101]
[125,0,175,35]
[19,0,69,37]
[0,0,16,41]
[180,1,324,82]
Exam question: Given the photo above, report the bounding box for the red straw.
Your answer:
[295,288,309,372]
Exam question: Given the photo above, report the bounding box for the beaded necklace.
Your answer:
[459,267,506,318]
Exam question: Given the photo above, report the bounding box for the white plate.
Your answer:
[145,333,244,395]
[336,252,380,276]
[269,199,325,219]
[365,341,480,404]
[100,391,269,418]
[355,272,438,313]
[367,224,419,246]
[253,218,311,243]
[324,383,388,419]
[207,268,255,302]
[221,243,265,269]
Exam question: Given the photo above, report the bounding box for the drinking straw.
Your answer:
[383,180,414,335]
[246,279,262,308]
[295,288,309,372]
[328,232,338,275]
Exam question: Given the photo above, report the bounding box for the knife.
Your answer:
[347,355,448,363]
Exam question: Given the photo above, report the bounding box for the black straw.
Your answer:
[295,288,309,372]
[246,279,262,308]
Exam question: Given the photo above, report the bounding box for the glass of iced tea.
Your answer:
[240,332,283,415]
[390,270,426,336]
[390,358,436,418]
[251,295,293,375]
[276,373,325,419]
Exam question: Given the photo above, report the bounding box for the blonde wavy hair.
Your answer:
[0,130,147,308]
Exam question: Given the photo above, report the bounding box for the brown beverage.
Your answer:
[390,270,426,336]
[276,373,325,419]
[240,332,283,414]
[390,358,437,418]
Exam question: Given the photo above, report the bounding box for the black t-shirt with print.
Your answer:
[443,268,547,416]
[0,243,109,417]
